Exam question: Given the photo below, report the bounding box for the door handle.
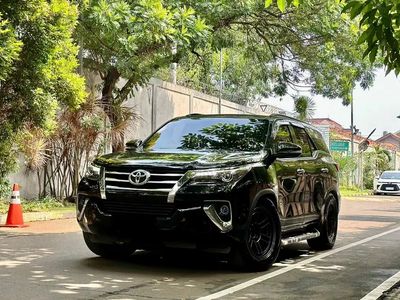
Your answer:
[296,168,305,175]
[321,168,329,174]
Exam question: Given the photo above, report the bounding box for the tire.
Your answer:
[83,232,136,259]
[307,194,338,250]
[233,200,281,272]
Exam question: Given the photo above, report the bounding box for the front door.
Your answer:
[291,125,317,225]
[273,123,306,230]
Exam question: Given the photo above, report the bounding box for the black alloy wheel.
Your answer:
[307,194,338,250]
[247,206,277,260]
[233,200,281,272]
[326,198,338,245]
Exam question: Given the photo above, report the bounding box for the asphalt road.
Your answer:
[1,195,400,300]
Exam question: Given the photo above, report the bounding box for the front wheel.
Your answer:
[233,200,281,272]
[83,232,136,259]
[307,194,338,250]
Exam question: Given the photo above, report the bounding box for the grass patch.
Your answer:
[0,196,74,214]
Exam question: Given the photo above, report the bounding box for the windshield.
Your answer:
[380,172,400,180]
[142,117,270,152]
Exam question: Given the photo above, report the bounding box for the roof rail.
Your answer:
[186,113,203,117]
[270,113,300,122]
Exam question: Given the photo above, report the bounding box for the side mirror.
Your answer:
[125,139,142,151]
[273,142,302,158]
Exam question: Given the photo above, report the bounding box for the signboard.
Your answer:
[330,141,349,151]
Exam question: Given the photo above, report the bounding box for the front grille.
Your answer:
[105,167,186,194]
[100,200,176,216]
[381,184,399,191]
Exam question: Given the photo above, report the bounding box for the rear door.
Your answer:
[304,127,334,224]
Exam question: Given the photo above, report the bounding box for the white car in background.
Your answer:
[374,171,400,195]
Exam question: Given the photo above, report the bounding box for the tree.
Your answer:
[342,0,400,75]
[156,0,376,107]
[293,96,316,121]
[76,0,210,151]
[0,0,86,195]
[331,152,357,187]
[179,121,269,151]
[363,146,392,189]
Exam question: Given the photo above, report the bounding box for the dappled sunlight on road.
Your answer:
[0,247,54,269]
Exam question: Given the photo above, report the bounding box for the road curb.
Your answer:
[341,193,373,197]
[0,210,75,225]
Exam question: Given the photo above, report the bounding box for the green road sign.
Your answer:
[330,141,349,151]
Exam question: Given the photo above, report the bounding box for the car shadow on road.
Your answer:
[80,242,314,275]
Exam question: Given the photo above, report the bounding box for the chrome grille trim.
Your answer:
[148,180,177,184]
[106,171,131,175]
[104,167,186,194]
[106,185,171,193]
[106,178,129,182]
[105,171,183,177]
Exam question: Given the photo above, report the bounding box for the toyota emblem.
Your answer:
[129,170,150,186]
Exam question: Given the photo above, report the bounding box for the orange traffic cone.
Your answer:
[0,184,28,228]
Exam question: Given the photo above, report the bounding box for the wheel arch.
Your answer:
[252,189,279,212]
[324,186,341,213]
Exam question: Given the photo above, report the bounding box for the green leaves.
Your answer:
[265,0,303,11]
[342,0,400,75]
[277,0,286,12]
[0,0,87,185]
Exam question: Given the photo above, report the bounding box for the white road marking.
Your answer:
[360,271,400,300]
[196,226,400,300]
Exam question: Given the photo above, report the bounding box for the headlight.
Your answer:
[189,166,251,185]
[85,163,101,181]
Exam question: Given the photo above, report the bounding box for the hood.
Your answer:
[94,149,264,169]
[377,178,400,184]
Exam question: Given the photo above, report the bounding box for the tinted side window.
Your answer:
[293,126,313,157]
[275,125,293,143]
[308,128,330,153]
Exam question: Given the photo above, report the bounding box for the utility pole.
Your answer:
[350,90,356,187]
[169,41,177,84]
[219,49,223,114]
[350,90,354,157]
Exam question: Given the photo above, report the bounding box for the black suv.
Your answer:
[77,114,340,271]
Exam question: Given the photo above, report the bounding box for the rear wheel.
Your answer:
[307,194,338,250]
[83,232,136,259]
[233,200,281,271]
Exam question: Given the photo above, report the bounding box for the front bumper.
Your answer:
[376,188,400,195]
[76,194,239,249]
[376,183,400,194]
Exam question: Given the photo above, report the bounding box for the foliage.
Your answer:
[0,0,86,188]
[265,0,306,12]
[179,122,269,151]
[77,0,210,151]
[293,96,316,121]
[331,151,357,186]
[363,146,392,189]
[0,195,73,214]
[156,0,376,107]
[343,0,400,75]
[18,77,140,199]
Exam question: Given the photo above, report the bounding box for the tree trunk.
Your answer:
[101,68,122,152]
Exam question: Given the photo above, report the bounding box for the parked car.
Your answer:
[374,171,400,195]
[77,114,340,271]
